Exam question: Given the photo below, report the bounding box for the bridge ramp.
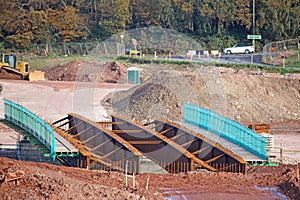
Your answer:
[176,121,266,162]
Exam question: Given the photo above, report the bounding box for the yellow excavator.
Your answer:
[0,54,44,81]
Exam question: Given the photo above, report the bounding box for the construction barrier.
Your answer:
[184,103,268,160]
[4,99,56,160]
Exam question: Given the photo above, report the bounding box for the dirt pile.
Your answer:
[0,157,299,199]
[44,60,127,83]
[0,157,163,200]
[108,66,300,124]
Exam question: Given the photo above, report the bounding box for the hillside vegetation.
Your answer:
[0,0,299,52]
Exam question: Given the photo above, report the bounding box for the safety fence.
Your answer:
[262,38,300,67]
[4,99,56,160]
[183,103,267,160]
[36,42,125,57]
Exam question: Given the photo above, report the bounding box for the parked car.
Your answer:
[223,44,254,54]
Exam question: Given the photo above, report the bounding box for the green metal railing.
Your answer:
[4,99,56,160]
[184,103,268,160]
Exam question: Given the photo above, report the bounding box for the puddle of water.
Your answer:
[162,186,289,200]
[161,188,188,200]
[255,186,289,200]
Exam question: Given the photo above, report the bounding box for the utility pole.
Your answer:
[252,0,255,52]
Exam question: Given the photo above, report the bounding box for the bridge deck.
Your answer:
[0,120,78,157]
[176,121,266,162]
[54,132,79,154]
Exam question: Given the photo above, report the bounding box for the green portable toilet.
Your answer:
[127,67,140,85]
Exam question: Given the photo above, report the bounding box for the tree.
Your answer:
[48,6,87,42]
[0,0,87,50]
[97,0,131,39]
[257,0,300,42]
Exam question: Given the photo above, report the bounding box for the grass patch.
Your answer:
[23,54,300,74]
[290,61,300,68]
[215,63,300,74]
[116,56,194,65]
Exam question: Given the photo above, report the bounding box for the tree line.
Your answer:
[0,0,299,52]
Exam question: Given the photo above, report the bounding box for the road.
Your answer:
[175,53,265,65]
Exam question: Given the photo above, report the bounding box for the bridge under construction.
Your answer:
[2,100,268,174]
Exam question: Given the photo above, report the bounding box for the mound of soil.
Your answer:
[108,65,300,124]
[0,157,162,200]
[44,61,127,83]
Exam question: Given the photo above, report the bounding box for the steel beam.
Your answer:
[63,121,84,134]
[50,113,143,173]
[156,128,174,136]
[111,114,216,173]
[153,119,247,173]
[204,154,225,164]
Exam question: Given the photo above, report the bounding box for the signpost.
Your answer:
[247,34,261,64]
[247,35,262,40]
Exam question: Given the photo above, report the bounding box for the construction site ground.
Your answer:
[0,60,300,199]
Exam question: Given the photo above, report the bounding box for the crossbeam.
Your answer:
[57,119,72,128]
[97,121,124,125]
[63,121,84,134]
[82,133,101,144]
[88,138,113,151]
[112,129,143,134]
[52,116,69,125]
[101,146,123,159]
[156,128,173,136]
[204,154,225,164]
[128,140,163,145]
[72,126,93,138]
[192,146,211,155]
[181,139,198,148]
[170,132,185,141]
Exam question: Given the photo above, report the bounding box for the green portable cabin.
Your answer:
[127,67,140,85]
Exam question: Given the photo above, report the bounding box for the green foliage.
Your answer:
[215,62,300,74]
[292,62,300,68]
[201,35,238,51]
[0,0,86,51]
[118,56,300,75]
[0,0,299,52]
[117,56,192,65]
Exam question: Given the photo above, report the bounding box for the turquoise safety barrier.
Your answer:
[184,103,268,160]
[4,99,56,160]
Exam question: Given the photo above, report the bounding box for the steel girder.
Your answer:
[111,114,216,173]
[153,119,248,173]
[51,113,143,173]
